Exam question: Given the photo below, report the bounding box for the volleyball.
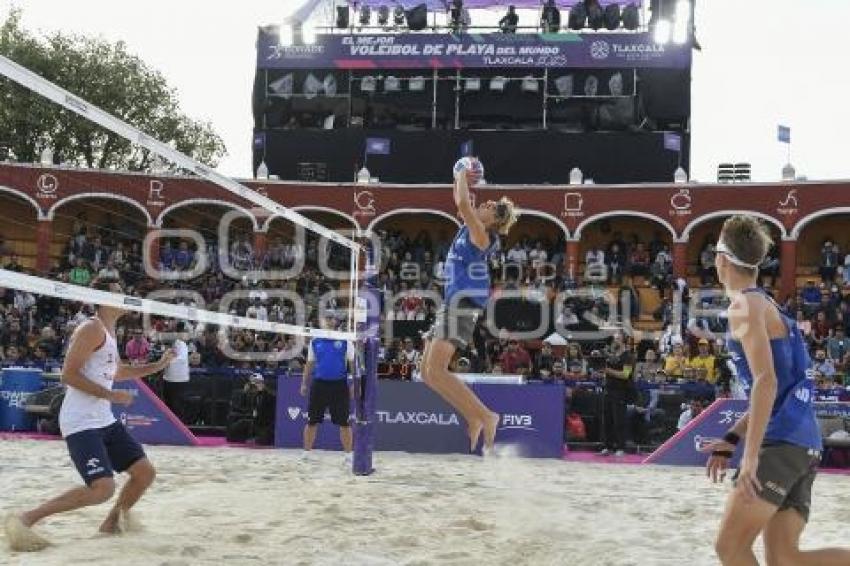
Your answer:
[453,156,484,185]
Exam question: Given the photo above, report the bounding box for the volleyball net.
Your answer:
[0,54,378,474]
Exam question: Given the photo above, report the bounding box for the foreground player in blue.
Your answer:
[702,216,850,565]
[420,158,517,452]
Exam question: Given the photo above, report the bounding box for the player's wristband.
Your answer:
[712,450,734,458]
[723,431,741,446]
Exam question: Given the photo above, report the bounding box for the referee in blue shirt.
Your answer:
[300,315,354,456]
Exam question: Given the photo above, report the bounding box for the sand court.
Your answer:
[2,439,849,565]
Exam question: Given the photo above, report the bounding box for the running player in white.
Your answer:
[5,279,175,551]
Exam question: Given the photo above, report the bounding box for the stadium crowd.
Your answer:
[1,216,847,411]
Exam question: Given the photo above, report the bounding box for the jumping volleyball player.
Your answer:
[701,216,850,565]
[5,279,175,551]
[420,157,517,452]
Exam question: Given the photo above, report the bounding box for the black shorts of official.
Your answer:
[733,442,821,522]
[423,298,481,349]
[65,421,147,486]
[307,379,350,426]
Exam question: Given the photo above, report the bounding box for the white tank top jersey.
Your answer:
[59,319,119,437]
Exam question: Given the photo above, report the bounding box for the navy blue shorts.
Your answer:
[65,421,146,485]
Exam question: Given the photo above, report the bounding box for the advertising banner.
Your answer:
[275,378,564,458]
[114,380,199,446]
[645,399,849,467]
[258,31,692,70]
[644,399,748,467]
[476,383,565,458]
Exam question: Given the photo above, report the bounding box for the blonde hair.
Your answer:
[720,215,773,269]
[495,196,519,236]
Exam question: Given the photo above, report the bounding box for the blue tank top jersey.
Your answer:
[310,338,349,381]
[443,225,498,308]
[726,288,822,451]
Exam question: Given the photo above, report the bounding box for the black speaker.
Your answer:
[568,4,587,30]
[405,3,428,31]
[587,4,604,30]
[622,3,639,30]
[336,6,349,29]
[604,4,621,30]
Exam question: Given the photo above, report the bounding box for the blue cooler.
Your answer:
[0,368,44,432]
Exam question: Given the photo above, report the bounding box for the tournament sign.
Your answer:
[258,31,692,70]
[113,379,199,446]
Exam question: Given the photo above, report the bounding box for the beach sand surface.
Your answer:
[1,439,848,566]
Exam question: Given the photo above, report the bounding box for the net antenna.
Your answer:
[0,54,362,341]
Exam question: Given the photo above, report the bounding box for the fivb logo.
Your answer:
[500,414,535,432]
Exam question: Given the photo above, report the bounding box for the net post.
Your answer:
[353,245,378,476]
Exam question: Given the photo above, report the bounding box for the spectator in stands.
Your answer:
[246,298,268,321]
[35,326,60,360]
[550,360,568,382]
[687,338,717,383]
[607,243,626,285]
[795,309,812,339]
[662,342,687,380]
[506,241,527,267]
[826,325,849,371]
[698,242,716,285]
[125,328,151,365]
[97,259,119,280]
[499,338,531,375]
[629,242,650,279]
[398,337,421,366]
[188,350,203,368]
[759,245,779,287]
[634,348,662,382]
[3,344,22,365]
[820,241,840,283]
[174,241,194,271]
[499,5,519,33]
[1,318,26,351]
[677,398,704,430]
[618,276,640,322]
[541,0,560,32]
[800,280,822,317]
[564,343,586,378]
[585,245,605,281]
[4,253,22,272]
[812,348,836,380]
[812,310,830,349]
[556,304,579,328]
[534,342,558,380]
[68,258,91,287]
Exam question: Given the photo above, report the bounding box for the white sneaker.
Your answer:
[598,448,611,456]
[614,450,625,457]
[299,450,315,462]
[343,453,353,468]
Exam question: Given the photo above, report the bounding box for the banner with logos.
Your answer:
[644,399,849,467]
[258,31,692,70]
[644,399,748,467]
[113,380,199,446]
[274,379,564,458]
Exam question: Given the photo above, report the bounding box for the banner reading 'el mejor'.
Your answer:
[258,31,692,70]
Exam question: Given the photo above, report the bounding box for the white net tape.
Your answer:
[0,54,360,341]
